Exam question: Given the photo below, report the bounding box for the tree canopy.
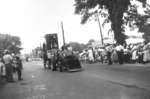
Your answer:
[87,39,95,46]
[68,42,87,52]
[74,0,149,45]
[0,34,22,54]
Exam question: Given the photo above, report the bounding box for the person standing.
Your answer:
[43,52,47,69]
[88,48,94,63]
[116,44,124,64]
[106,45,113,65]
[111,48,118,64]
[47,50,52,69]
[3,50,14,82]
[51,49,58,71]
[15,56,23,80]
[143,42,150,64]
[0,58,6,82]
[137,46,144,63]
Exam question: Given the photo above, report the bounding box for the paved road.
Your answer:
[0,61,150,99]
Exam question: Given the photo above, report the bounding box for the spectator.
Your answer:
[15,56,23,80]
[0,58,6,81]
[3,50,14,82]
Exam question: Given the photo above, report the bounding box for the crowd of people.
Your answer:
[0,50,23,83]
[79,41,150,65]
[1,41,149,83]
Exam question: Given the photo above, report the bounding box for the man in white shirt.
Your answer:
[3,50,14,82]
[87,48,94,63]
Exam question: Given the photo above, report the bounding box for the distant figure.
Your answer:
[0,58,6,81]
[106,45,113,65]
[47,50,53,69]
[43,52,47,69]
[88,48,94,63]
[26,57,29,62]
[111,49,118,63]
[143,43,150,63]
[15,56,23,80]
[116,44,124,64]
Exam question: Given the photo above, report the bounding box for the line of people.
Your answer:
[0,50,23,83]
[79,41,150,65]
[106,42,150,65]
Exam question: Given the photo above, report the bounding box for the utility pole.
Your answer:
[96,12,104,45]
[61,21,66,46]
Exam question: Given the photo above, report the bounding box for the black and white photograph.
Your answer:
[0,0,150,99]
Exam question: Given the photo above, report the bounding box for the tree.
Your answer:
[86,39,95,46]
[0,34,22,54]
[137,24,150,42]
[124,3,150,42]
[68,42,86,52]
[74,0,148,45]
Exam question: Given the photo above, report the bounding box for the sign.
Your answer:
[45,34,59,50]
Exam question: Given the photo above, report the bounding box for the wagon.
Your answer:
[57,54,82,72]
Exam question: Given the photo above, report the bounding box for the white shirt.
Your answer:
[106,46,113,52]
[116,45,124,51]
[47,52,53,59]
[3,54,13,64]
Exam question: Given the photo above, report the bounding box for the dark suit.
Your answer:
[16,57,23,80]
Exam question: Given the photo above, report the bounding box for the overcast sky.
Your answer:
[0,0,147,54]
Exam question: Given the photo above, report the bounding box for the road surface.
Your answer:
[0,61,150,99]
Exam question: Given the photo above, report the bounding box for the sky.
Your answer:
[0,0,146,54]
